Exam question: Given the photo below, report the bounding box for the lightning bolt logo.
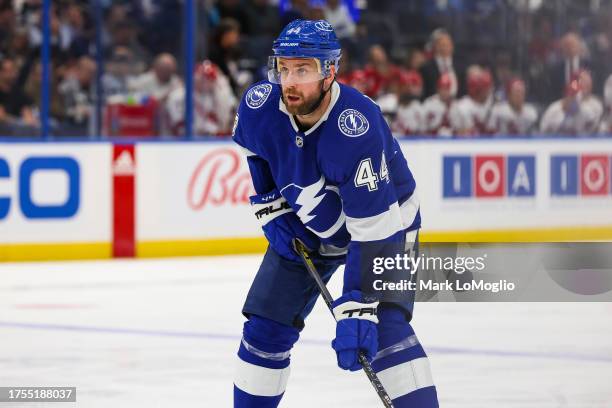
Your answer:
[347,114,357,130]
[281,176,326,224]
[253,89,264,99]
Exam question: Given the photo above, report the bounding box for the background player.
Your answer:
[232,19,438,408]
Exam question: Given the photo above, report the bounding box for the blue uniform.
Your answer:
[233,78,438,407]
[234,80,420,294]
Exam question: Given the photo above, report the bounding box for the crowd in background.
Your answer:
[0,0,611,138]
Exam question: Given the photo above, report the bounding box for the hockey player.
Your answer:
[452,66,495,136]
[165,60,237,136]
[540,79,589,136]
[489,78,538,136]
[391,70,425,136]
[422,73,457,137]
[576,70,603,135]
[232,20,438,407]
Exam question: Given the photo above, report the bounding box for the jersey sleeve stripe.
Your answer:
[345,202,404,242]
[399,189,420,230]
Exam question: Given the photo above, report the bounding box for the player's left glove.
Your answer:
[331,290,379,371]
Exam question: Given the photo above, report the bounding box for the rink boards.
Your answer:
[1,138,612,261]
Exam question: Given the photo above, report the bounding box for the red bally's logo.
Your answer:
[187,148,254,210]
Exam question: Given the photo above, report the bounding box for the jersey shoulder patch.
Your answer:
[245,82,273,109]
[337,108,370,137]
[333,84,381,139]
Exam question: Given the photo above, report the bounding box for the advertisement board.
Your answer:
[2,138,612,261]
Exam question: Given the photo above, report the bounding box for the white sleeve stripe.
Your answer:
[234,358,291,397]
[399,189,420,230]
[376,357,435,400]
[240,146,257,157]
[345,202,404,242]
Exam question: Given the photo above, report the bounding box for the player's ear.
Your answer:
[324,65,337,89]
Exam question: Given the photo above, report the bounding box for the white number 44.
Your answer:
[354,152,389,191]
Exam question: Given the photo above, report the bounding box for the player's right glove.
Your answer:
[250,189,320,262]
[331,290,379,371]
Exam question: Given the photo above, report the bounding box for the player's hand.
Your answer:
[250,189,319,262]
[331,290,379,371]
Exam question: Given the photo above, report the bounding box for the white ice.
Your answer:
[0,255,611,407]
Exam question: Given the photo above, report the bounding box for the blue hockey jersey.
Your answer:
[233,80,420,292]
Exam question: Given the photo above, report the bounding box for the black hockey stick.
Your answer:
[293,239,395,408]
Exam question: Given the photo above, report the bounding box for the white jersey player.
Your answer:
[422,73,457,137]
[576,70,603,135]
[452,66,495,136]
[540,79,590,136]
[166,60,237,136]
[392,70,425,135]
[489,78,538,136]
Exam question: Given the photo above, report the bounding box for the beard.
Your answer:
[282,83,324,115]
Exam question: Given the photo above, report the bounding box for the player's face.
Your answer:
[279,58,326,115]
[509,83,525,107]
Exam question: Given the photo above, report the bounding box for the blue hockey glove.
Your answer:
[250,189,320,262]
[331,290,379,371]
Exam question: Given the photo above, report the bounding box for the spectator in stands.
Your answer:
[392,70,425,136]
[165,60,237,137]
[108,20,149,70]
[281,0,311,27]
[129,52,181,103]
[540,79,590,136]
[422,73,458,137]
[58,56,97,130]
[24,60,64,122]
[0,57,38,129]
[215,0,251,36]
[528,15,556,66]
[543,32,591,102]
[577,70,603,135]
[362,44,401,98]
[405,48,426,72]
[420,29,465,99]
[453,66,495,136]
[345,69,368,95]
[58,2,91,58]
[103,46,138,97]
[323,0,356,40]
[489,78,538,136]
[208,18,253,97]
[244,0,281,38]
[0,1,17,55]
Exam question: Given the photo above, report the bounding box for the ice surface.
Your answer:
[0,256,611,407]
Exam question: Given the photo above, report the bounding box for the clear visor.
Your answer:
[267,57,326,85]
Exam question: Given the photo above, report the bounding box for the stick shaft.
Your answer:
[293,240,395,408]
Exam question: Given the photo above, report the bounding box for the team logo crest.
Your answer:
[338,109,369,137]
[246,84,273,109]
[315,21,333,32]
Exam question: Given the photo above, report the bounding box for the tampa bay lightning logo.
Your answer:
[281,176,346,239]
[246,84,273,109]
[315,21,334,32]
[338,109,369,137]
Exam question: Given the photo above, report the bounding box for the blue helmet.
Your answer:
[269,19,342,80]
